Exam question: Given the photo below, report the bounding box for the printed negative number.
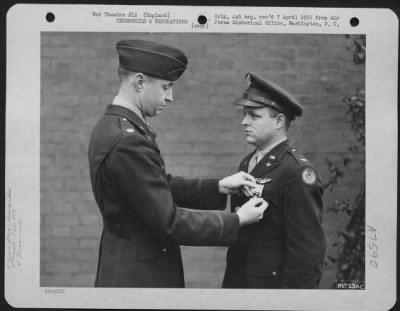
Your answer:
[337,282,364,289]
[367,225,378,268]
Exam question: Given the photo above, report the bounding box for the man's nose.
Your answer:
[166,89,174,102]
[241,114,249,126]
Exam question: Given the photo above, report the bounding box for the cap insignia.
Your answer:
[245,74,252,90]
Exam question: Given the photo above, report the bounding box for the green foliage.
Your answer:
[324,35,365,288]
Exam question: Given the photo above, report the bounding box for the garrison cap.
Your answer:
[235,72,303,120]
[116,39,188,81]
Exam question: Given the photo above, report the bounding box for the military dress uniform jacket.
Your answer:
[88,105,239,288]
[222,141,326,289]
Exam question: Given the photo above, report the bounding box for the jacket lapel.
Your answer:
[240,150,257,173]
[250,140,291,178]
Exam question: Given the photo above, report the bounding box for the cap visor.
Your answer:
[234,98,265,108]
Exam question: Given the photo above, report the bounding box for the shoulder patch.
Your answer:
[302,167,317,185]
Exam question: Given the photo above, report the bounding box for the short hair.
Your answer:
[268,107,291,130]
[118,67,155,83]
[118,66,133,81]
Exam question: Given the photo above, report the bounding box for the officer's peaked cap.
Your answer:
[235,72,303,120]
[116,39,188,81]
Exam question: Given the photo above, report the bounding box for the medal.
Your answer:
[253,178,272,197]
[253,183,263,197]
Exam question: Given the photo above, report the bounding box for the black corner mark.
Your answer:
[350,17,359,27]
[198,15,207,25]
[46,12,55,23]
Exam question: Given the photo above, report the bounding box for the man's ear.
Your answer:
[275,113,286,130]
[131,73,145,92]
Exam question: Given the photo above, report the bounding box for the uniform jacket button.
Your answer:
[162,248,167,253]
[272,271,277,276]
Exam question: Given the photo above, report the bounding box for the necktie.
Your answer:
[248,152,260,173]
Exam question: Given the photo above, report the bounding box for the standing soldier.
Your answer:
[88,40,268,288]
[222,72,326,289]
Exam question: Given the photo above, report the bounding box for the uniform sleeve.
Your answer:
[281,166,327,288]
[109,134,239,246]
[168,175,227,210]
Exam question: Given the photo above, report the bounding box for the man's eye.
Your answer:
[163,85,171,90]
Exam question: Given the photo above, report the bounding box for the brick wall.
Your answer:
[40,32,365,288]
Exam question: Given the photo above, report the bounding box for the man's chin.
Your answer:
[154,108,166,116]
[245,136,256,145]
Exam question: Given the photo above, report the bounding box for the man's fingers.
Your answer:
[251,198,268,210]
[258,200,269,212]
[240,180,257,189]
[239,171,256,183]
[250,197,264,205]
[242,185,254,197]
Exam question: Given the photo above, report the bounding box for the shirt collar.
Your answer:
[256,137,288,159]
[112,96,145,123]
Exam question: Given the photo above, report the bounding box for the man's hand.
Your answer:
[236,197,268,226]
[219,171,256,197]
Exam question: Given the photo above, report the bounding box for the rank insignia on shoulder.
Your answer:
[255,177,272,184]
[302,167,317,185]
[126,128,135,133]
